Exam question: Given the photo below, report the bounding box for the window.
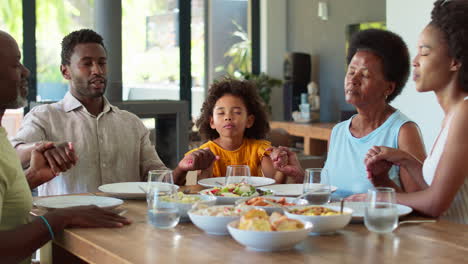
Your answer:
[35,0,94,102]
[122,0,181,101]
[190,0,205,120]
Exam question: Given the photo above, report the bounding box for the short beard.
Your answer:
[0,95,27,109]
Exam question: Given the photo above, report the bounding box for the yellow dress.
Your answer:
[186,138,271,177]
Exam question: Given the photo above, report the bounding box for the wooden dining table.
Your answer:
[48,185,468,264]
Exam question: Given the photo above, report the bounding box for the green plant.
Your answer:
[217,21,282,112]
[236,71,282,114]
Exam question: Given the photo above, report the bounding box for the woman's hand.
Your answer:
[364,146,409,190]
[267,146,304,183]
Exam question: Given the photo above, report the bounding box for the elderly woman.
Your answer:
[273,29,426,198]
[322,29,427,198]
[362,0,468,224]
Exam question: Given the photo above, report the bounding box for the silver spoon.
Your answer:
[340,198,344,214]
[399,220,436,225]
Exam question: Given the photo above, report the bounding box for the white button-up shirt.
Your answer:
[11,92,167,196]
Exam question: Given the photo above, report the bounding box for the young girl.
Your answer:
[173,78,287,185]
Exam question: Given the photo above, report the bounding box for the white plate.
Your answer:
[329,201,413,221]
[98,182,179,199]
[198,176,275,188]
[265,184,338,196]
[34,195,123,210]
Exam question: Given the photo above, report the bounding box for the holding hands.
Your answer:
[25,141,79,188]
[43,141,78,174]
[364,146,409,187]
[268,146,305,183]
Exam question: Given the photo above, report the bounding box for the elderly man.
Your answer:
[11,29,170,196]
[0,30,130,264]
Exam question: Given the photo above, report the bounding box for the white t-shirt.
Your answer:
[422,97,468,224]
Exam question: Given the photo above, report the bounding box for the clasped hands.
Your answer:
[27,141,78,188]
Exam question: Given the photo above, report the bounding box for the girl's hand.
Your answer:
[269,147,288,168]
[267,146,304,183]
[178,148,219,171]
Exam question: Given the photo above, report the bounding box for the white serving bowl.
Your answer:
[235,196,308,214]
[161,195,216,222]
[227,219,313,251]
[284,205,353,234]
[187,206,244,235]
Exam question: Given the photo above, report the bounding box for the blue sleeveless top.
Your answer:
[323,110,414,198]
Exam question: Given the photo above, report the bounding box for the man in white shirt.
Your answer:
[11,29,169,195]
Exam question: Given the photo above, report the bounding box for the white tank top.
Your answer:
[422,96,468,224]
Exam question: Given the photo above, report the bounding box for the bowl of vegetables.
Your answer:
[199,182,274,205]
[160,192,216,221]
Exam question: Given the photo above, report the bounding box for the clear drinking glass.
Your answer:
[303,168,331,204]
[364,187,398,233]
[147,170,180,229]
[225,165,251,185]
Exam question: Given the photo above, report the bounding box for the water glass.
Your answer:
[225,165,251,185]
[147,170,180,229]
[303,168,331,204]
[364,187,398,233]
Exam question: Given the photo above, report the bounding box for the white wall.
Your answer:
[387,0,443,151]
[260,0,287,121]
[262,0,386,122]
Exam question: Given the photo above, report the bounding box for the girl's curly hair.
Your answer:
[196,77,270,140]
[430,0,468,91]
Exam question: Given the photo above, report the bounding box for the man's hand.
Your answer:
[43,142,78,174]
[47,205,132,228]
[267,146,304,183]
[177,148,219,172]
[26,142,58,189]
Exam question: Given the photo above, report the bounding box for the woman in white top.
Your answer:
[357,0,468,224]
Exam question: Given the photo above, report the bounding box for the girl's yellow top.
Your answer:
[186,138,271,177]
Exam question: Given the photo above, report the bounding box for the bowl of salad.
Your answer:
[199,182,274,205]
[160,192,216,221]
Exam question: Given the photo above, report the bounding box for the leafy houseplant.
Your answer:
[217,21,282,113]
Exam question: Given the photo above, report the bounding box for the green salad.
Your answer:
[204,183,273,197]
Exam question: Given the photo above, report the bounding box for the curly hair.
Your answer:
[61,29,106,65]
[430,0,468,92]
[196,78,270,141]
[347,29,410,103]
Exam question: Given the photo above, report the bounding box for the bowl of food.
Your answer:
[159,192,216,222]
[285,205,352,234]
[227,209,312,251]
[200,182,274,205]
[235,196,308,214]
[188,205,252,235]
